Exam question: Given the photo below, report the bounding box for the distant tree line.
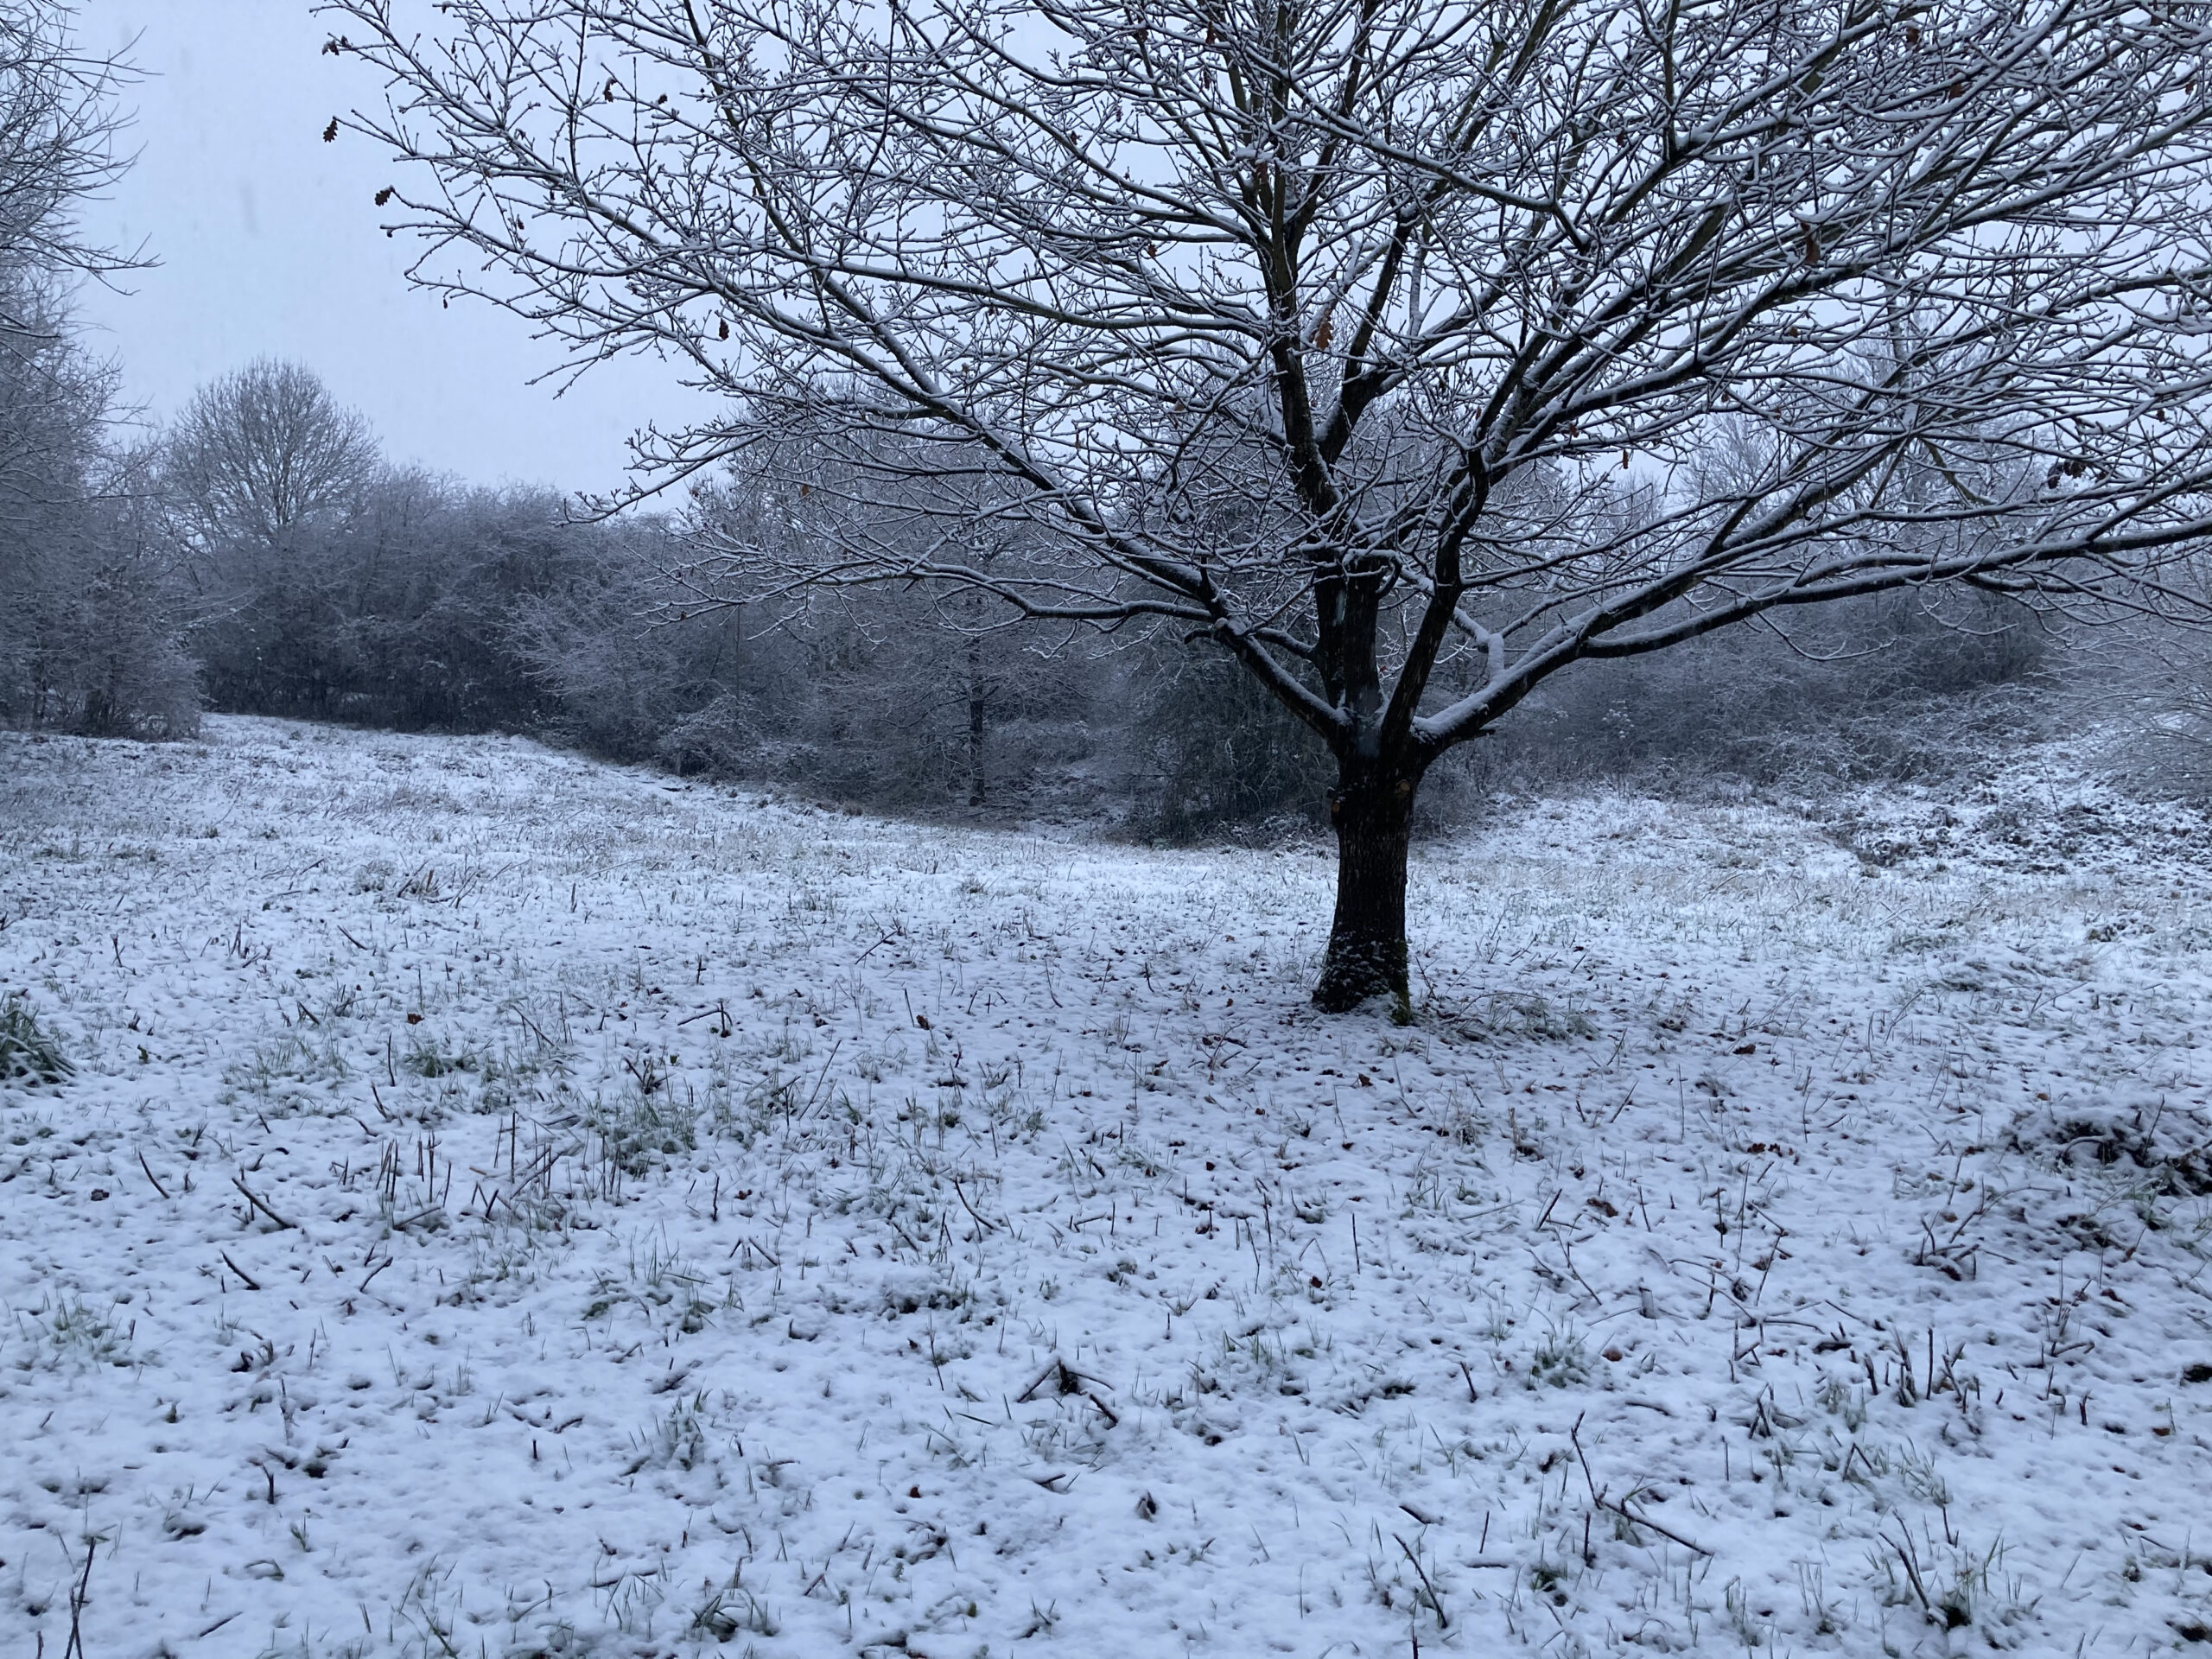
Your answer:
[3,347,2060,832]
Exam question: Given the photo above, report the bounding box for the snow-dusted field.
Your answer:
[4,717,2212,1658]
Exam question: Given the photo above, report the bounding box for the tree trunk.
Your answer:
[966,638,987,808]
[1313,761,1420,1016]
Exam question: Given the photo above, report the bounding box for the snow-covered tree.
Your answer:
[0,2,190,736]
[334,0,2212,1010]
[164,359,378,555]
[162,360,380,717]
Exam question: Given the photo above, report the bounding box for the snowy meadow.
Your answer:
[4,717,2212,1657]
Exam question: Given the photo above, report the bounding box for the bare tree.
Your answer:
[0,0,136,328]
[164,359,378,553]
[161,359,380,717]
[0,0,135,554]
[0,3,190,738]
[333,0,2212,1011]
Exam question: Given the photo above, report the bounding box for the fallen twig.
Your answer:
[855,925,905,964]
[949,1173,1001,1234]
[1598,1492,1713,1557]
[232,1173,298,1230]
[1885,1527,1934,1612]
[799,1039,846,1118]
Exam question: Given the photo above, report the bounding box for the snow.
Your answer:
[3,715,2212,1657]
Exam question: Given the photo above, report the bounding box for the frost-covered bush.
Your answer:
[1122,642,1328,842]
[1469,588,2051,795]
[0,291,200,740]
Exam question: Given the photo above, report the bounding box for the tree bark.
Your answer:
[1313,761,1421,1016]
[966,637,987,808]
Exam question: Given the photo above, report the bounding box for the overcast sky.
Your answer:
[73,1,704,495]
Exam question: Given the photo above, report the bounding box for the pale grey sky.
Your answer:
[73,1,704,494]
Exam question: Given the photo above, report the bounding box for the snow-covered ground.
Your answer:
[4,716,2212,1658]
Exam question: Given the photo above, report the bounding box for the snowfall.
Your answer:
[4,717,2212,1658]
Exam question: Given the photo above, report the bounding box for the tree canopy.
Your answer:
[333,0,2212,1006]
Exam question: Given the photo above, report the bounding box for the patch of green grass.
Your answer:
[403,1038,479,1078]
[0,1000,72,1085]
[594,1077,698,1174]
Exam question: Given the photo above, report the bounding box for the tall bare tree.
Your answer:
[0,0,133,537]
[164,359,378,554]
[161,359,380,716]
[333,0,2212,1010]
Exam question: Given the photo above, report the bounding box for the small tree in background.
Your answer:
[164,359,379,555]
[164,359,381,716]
[337,0,2212,1012]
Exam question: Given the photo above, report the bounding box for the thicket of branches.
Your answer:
[449,467,2071,830]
